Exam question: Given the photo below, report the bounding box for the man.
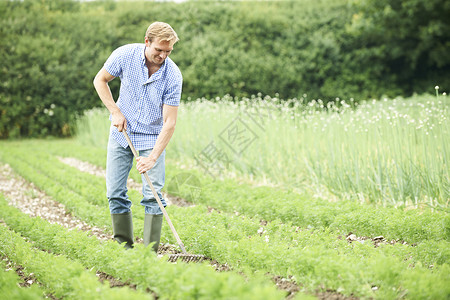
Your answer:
[93,22,182,252]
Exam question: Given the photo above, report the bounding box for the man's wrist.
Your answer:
[148,153,158,163]
[110,107,121,115]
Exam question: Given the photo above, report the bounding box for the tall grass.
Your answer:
[75,108,110,150]
[76,94,449,209]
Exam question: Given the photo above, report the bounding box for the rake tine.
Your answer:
[168,254,206,263]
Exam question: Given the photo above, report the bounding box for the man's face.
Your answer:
[145,37,173,66]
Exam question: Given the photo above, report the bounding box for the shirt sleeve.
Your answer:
[103,46,124,77]
[163,70,183,106]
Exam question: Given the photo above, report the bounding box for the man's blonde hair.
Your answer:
[145,22,179,44]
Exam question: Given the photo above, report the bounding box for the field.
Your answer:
[0,94,449,299]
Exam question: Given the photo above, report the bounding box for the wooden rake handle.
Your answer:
[122,130,187,254]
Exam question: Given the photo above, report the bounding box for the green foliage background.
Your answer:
[0,0,449,137]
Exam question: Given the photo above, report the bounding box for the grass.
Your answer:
[75,93,449,209]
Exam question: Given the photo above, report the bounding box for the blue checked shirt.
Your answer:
[104,43,182,150]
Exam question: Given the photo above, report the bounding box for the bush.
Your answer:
[0,0,116,137]
[1,0,448,138]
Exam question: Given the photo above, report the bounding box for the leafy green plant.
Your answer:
[0,259,44,300]
[1,147,449,299]
[0,219,152,299]
[1,136,449,299]
[0,194,288,300]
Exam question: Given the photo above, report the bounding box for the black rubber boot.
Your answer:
[111,212,134,249]
[143,214,163,252]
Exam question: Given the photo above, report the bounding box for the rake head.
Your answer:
[168,253,206,263]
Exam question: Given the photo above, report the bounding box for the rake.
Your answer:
[122,130,205,263]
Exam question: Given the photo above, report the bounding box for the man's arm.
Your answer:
[93,68,127,132]
[136,104,178,174]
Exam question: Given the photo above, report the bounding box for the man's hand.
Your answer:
[112,110,127,132]
[93,68,126,131]
[136,156,157,174]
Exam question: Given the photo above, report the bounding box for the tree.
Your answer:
[347,0,450,93]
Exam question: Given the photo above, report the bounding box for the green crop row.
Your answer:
[0,218,153,299]
[1,141,449,299]
[0,257,44,300]
[4,139,447,244]
[0,195,296,300]
[169,162,449,243]
[5,140,445,271]
[163,206,450,299]
[0,148,112,227]
[2,166,449,300]
[0,146,148,235]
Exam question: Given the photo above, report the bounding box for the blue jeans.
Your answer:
[106,134,166,215]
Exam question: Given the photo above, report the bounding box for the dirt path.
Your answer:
[0,163,109,241]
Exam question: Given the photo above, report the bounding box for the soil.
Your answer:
[315,290,360,300]
[2,255,37,288]
[341,232,412,248]
[157,242,182,255]
[272,275,300,299]
[96,270,136,289]
[272,275,361,300]
[1,253,59,300]
[96,271,161,299]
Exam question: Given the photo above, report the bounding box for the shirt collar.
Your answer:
[142,44,167,84]
[141,43,146,63]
